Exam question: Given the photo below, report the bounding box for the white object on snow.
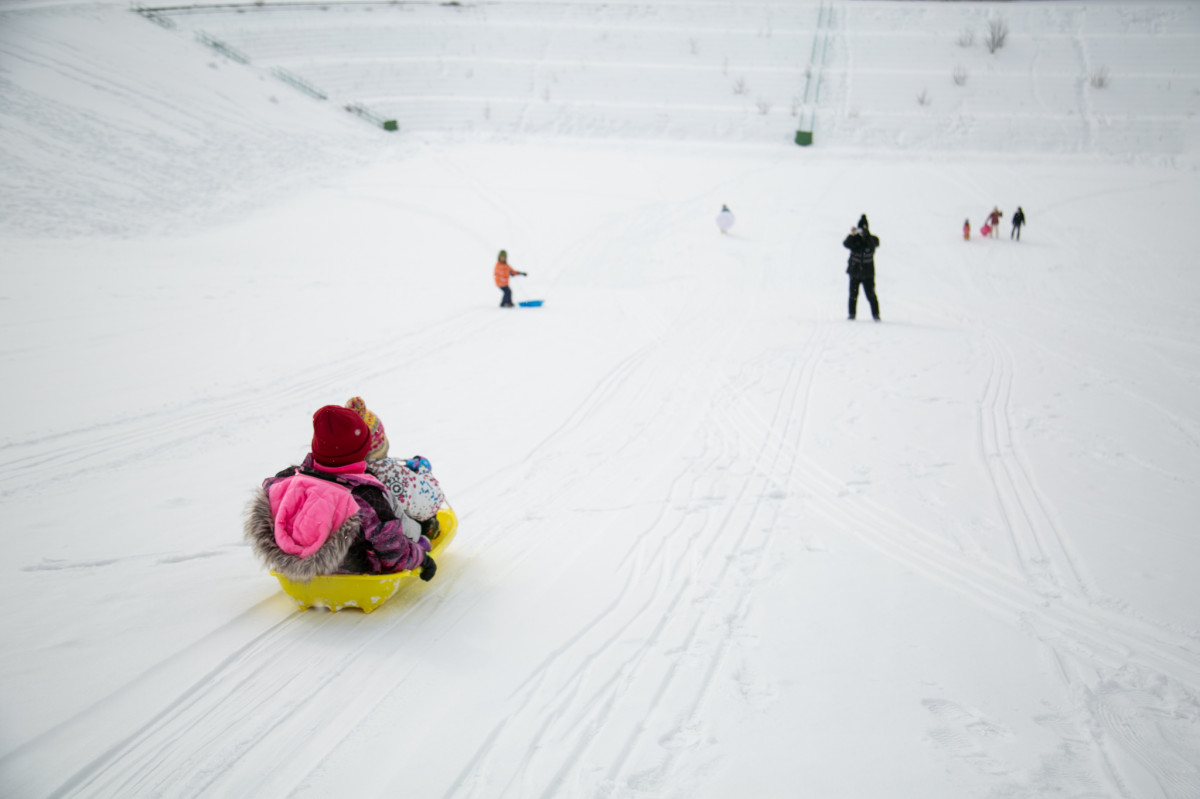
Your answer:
[716,208,735,233]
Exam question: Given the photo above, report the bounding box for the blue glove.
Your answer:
[405,455,432,474]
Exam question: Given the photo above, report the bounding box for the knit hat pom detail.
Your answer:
[345,396,389,460]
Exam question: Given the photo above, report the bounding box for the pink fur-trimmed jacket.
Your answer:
[244,455,429,581]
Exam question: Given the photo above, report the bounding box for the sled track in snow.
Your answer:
[745,348,1200,796]
[0,307,500,502]
[894,244,1200,795]
[439,312,834,797]
[789,429,1200,692]
[41,591,445,798]
[977,330,1096,600]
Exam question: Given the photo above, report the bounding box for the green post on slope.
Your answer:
[795,1,828,148]
[383,120,398,132]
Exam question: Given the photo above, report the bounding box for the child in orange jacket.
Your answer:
[494,249,526,307]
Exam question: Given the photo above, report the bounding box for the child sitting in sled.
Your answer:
[344,397,446,540]
[244,405,437,582]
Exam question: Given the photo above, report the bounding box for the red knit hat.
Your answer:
[311,405,371,467]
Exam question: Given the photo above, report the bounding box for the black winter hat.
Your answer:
[858,214,869,231]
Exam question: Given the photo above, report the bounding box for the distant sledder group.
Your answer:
[244,398,454,612]
[970,205,1026,240]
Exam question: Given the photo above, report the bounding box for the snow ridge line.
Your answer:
[0,307,494,501]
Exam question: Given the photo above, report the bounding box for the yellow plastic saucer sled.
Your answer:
[271,507,457,613]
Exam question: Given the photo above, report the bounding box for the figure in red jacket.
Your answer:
[986,207,1003,237]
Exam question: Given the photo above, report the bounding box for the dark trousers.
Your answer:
[499,286,513,307]
[849,276,879,319]
[1011,223,1022,240]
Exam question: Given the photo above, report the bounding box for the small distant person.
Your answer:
[963,219,971,241]
[716,204,736,234]
[494,249,526,308]
[1011,207,1026,241]
[986,206,1003,238]
[843,214,881,322]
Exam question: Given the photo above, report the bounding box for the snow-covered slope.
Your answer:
[145,0,1200,156]
[822,1,1200,156]
[1,2,1199,798]
[0,1,378,237]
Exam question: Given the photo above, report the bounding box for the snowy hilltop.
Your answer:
[1,2,1199,798]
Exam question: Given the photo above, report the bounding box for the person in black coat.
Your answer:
[843,214,881,321]
[1011,206,1026,240]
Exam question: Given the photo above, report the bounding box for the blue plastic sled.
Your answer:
[518,300,544,307]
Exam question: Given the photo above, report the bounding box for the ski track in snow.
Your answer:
[0,308,498,503]
[49,602,443,798]
[441,314,836,798]
[977,329,1095,601]
[8,183,1200,798]
[32,293,1199,797]
[750,357,1198,796]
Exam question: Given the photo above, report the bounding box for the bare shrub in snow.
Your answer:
[732,76,748,95]
[1090,66,1110,88]
[957,28,974,48]
[985,18,1009,54]
[917,88,931,106]
[756,98,771,115]
[688,37,698,55]
[953,66,968,86]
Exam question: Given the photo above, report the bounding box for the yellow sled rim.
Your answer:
[271,507,457,613]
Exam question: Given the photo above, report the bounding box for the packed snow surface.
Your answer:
[2,1,1199,797]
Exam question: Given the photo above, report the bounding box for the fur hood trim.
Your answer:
[244,490,359,581]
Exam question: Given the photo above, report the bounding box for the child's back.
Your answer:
[244,405,434,581]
